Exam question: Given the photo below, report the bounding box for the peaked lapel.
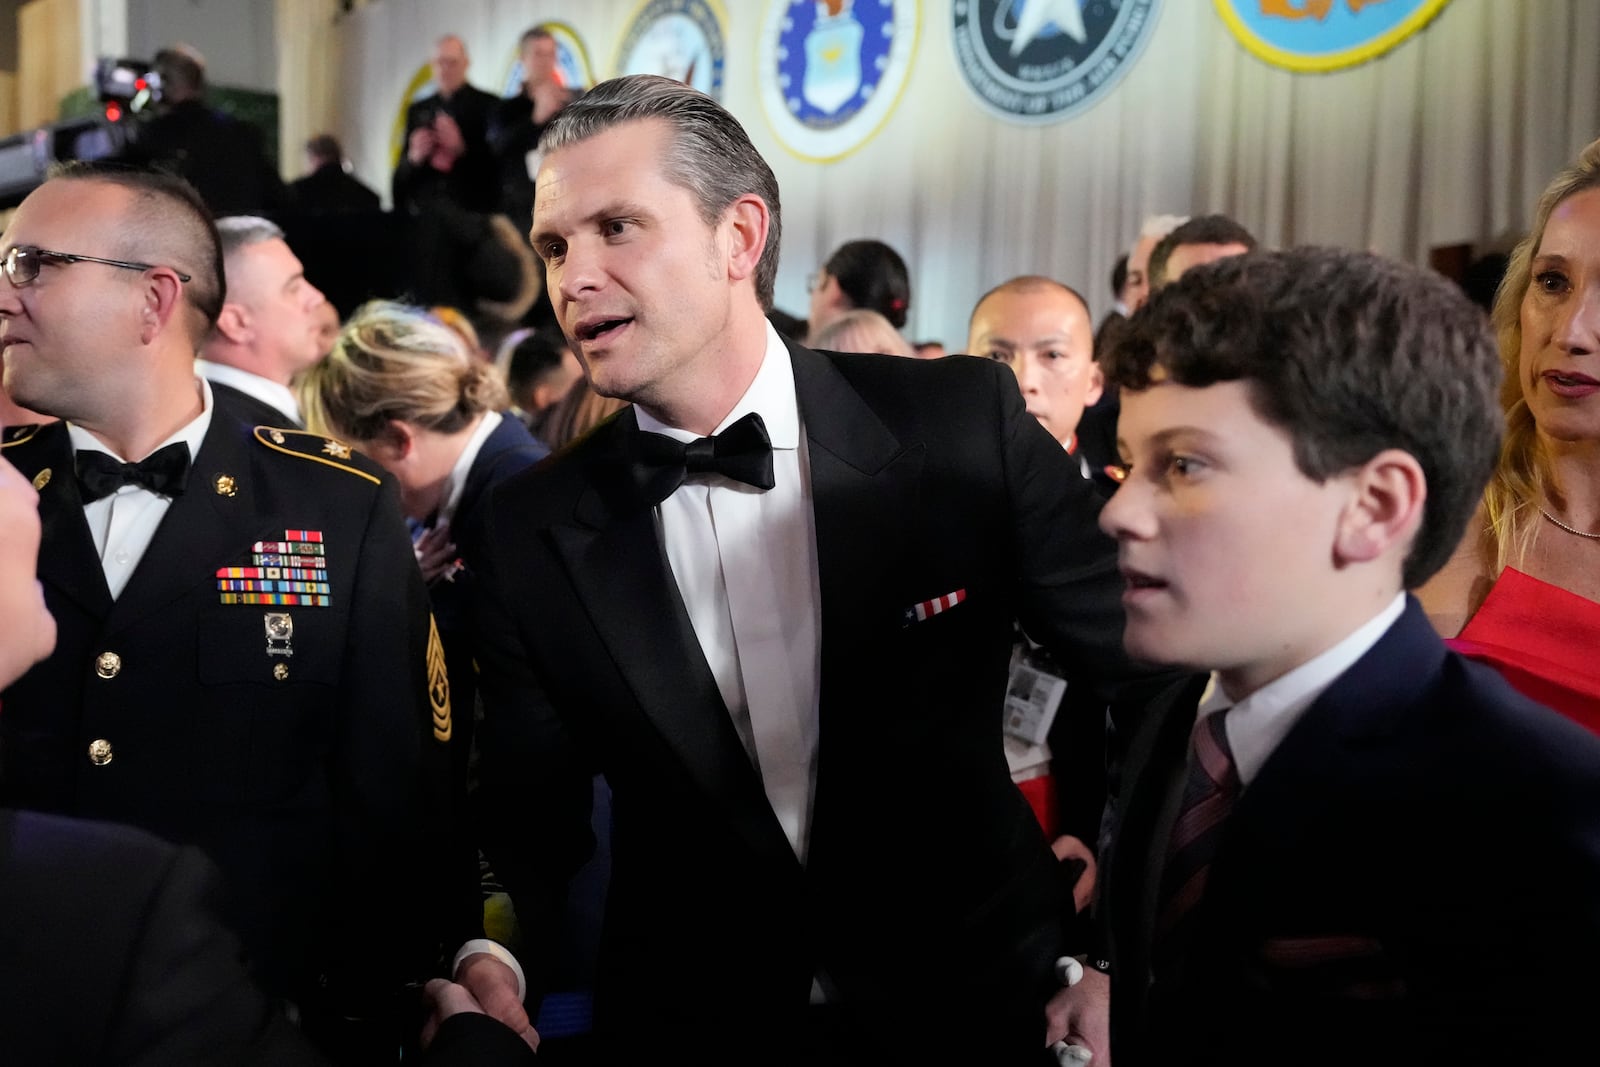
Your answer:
[11,424,113,619]
[103,416,280,638]
[1105,672,1209,985]
[787,344,925,859]
[555,411,799,874]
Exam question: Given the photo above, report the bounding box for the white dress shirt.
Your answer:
[195,358,301,425]
[636,322,823,864]
[69,376,215,600]
[435,410,502,529]
[1197,594,1407,786]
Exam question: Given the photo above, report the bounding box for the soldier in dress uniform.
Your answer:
[0,162,465,1060]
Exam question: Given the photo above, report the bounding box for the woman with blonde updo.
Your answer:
[303,301,548,539]
[1421,138,1600,725]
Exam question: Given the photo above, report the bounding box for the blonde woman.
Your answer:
[1421,139,1600,724]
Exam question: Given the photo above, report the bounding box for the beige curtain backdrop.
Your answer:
[275,0,344,180]
[16,0,81,131]
[317,0,1600,348]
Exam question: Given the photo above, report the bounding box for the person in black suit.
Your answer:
[1059,247,1600,1064]
[452,75,1166,1063]
[123,46,289,219]
[488,26,580,240]
[0,415,534,1065]
[200,215,331,428]
[290,134,381,217]
[0,163,463,1061]
[393,35,498,219]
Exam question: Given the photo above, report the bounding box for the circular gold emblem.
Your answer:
[87,739,114,766]
[95,651,122,679]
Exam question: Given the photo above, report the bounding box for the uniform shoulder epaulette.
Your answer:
[1,424,42,449]
[252,426,380,485]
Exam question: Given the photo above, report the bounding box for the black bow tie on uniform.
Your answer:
[629,411,776,506]
[74,442,192,503]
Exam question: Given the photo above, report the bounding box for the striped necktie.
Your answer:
[1153,709,1239,969]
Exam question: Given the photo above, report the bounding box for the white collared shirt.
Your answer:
[69,376,215,600]
[1198,594,1407,786]
[637,322,823,863]
[435,410,502,529]
[196,358,301,425]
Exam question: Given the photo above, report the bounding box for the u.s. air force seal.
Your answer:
[760,0,920,162]
[951,0,1161,124]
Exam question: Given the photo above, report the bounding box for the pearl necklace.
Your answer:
[1540,507,1600,540]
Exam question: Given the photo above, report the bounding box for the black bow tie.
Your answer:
[75,443,192,503]
[629,412,776,506]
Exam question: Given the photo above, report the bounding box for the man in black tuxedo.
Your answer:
[454,75,1164,1063]
[200,215,330,428]
[0,163,464,1060]
[1058,248,1600,1064]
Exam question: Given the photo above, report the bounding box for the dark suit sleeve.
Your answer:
[421,1013,539,1067]
[469,493,597,1008]
[323,476,466,1007]
[998,360,1173,705]
[113,846,328,1066]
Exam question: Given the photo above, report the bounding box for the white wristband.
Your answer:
[452,938,528,1003]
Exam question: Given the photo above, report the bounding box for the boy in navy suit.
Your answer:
[1048,247,1600,1064]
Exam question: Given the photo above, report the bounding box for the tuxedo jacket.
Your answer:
[0,809,537,1066]
[0,419,455,1018]
[1102,599,1600,1065]
[471,342,1160,1059]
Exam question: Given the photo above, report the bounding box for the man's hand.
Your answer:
[1051,834,1098,914]
[419,978,484,1048]
[456,952,539,1052]
[1044,966,1110,1063]
[407,126,438,165]
[431,113,466,160]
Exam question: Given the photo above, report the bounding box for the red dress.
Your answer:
[1448,567,1600,733]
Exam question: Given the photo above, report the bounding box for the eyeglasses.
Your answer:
[807,271,825,293]
[2,244,192,288]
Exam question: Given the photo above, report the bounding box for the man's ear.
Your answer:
[1084,359,1105,409]
[213,301,252,346]
[723,194,769,287]
[1333,448,1427,569]
[138,268,189,345]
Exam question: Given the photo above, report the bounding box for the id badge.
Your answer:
[1004,663,1067,747]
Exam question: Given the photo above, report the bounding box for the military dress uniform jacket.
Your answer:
[471,342,1171,1060]
[0,418,458,1021]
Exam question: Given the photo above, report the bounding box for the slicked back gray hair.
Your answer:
[540,74,782,309]
[215,216,286,261]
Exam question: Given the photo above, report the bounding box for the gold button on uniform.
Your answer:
[273,663,289,681]
[87,739,114,766]
[95,651,122,679]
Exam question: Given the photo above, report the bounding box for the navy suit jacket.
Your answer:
[1102,598,1600,1065]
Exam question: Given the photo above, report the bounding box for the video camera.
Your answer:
[0,57,157,209]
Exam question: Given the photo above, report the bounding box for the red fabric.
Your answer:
[1448,567,1600,734]
[1016,773,1058,840]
